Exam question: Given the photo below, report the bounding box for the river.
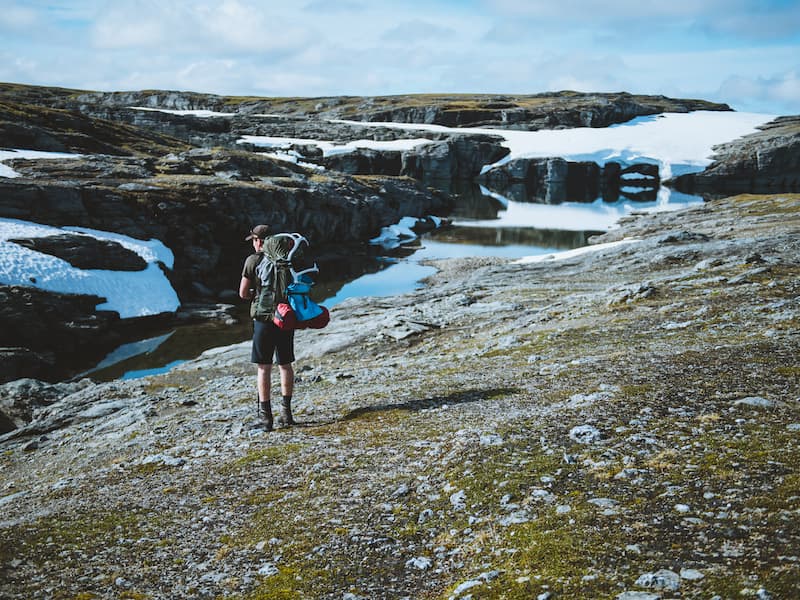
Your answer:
[83,185,704,381]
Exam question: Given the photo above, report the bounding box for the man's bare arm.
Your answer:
[239,276,254,300]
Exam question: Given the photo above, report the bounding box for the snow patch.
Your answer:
[0,218,180,318]
[0,149,83,178]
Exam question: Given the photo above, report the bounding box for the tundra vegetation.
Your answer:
[1,194,798,599]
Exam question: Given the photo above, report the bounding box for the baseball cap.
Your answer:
[245,225,270,241]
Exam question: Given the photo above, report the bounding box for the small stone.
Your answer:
[405,556,432,570]
[674,503,691,513]
[258,563,279,576]
[635,569,680,591]
[569,424,602,444]
[450,490,466,510]
[679,568,704,580]
[480,433,503,446]
[391,483,410,498]
[734,396,773,408]
[588,497,619,509]
[498,510,533,526]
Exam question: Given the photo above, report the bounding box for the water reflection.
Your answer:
[85,314,253,381]
[458,182,704,231]
[428,226,599,250]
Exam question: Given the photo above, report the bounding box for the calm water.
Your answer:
[85,185,704,381]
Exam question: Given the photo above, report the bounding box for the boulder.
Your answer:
[9,233,147,271]
[0,286,123,383]
[0,377,92,433]
[670,115,800,194]
[320,147,403,175]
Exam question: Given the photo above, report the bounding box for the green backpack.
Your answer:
[251,236,295,322]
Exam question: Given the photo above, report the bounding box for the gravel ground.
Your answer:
[1,194,798,600]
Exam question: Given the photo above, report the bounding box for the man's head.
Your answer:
[245,224,270,242]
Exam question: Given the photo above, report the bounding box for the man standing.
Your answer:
[239,224,296,431]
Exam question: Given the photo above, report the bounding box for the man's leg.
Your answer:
[257,363,273,430]
[278,363,293,397]
[278,363,295,426]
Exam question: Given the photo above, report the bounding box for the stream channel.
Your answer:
[84,185,704,381]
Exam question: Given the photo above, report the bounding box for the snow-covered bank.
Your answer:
[334,111,777,179]
[130,107,237,118]
[0,219,180,318]
[370,215,444,250]
[0,149,83,178]
[237,134,434,165]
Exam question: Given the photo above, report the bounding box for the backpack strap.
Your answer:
[254,253,274,287]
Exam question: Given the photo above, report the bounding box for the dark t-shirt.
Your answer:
[241,253,261,284]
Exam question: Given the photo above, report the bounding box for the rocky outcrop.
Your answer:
[319,147,403,176]
[0,149,450,300]
[0,286,126,383]
[8,233,147,271]
[317,133,509,182]
[2,83,731,132]
[0,377,93,434]
[354,93,731,129]
[0,100,189,156]
[401,134,509,182]
[0,143,449,383]
[670,115,800,194]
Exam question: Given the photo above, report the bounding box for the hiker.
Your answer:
[239,224,297,431]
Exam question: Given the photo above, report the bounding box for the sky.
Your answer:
[0,0,798,114]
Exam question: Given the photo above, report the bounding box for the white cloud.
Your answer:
[90,1,315,55]
[719,70,800,114]
[1,0,797,113]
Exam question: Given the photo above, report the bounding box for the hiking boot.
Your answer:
[259,401,273,431]
[279,396,295,427]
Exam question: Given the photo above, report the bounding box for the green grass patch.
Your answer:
[232,443,304,468]
[1,509,153,567]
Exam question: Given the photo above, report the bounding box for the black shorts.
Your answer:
[251,320,295,365]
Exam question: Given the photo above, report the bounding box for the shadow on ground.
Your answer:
[342,387,520,421]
